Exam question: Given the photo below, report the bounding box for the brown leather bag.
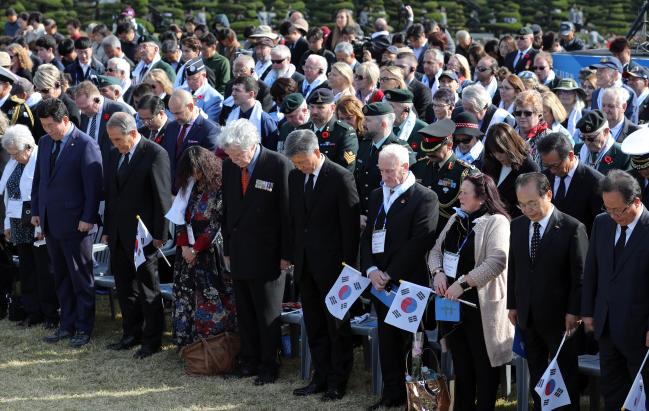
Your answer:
[179,332,240,375]
[405,348,451,411]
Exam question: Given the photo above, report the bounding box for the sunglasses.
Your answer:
[454,137,474,144]
[581,132,601,142]
[475,66,490,72]
[532,66,548,70]
[379,77,397,82]
[106,67,117,73]
[516,36,528,40]
[513,110,535,117]
[271,59,285,64]
[36,88,50,94]
[354,74,365,80]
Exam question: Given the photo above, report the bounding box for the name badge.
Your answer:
[255,179,274,192]
[6,199,22,219]
[372,229,386,254]
[187,225,195,245]
[443,251,460,279]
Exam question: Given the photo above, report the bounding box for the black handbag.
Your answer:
[20,201,32,225]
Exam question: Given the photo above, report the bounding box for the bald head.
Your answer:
[169,89,197,124]
[375,18,388,32]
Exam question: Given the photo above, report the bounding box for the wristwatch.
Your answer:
[457,275,471,290]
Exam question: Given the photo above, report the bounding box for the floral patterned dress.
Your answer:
[172,186,236,347]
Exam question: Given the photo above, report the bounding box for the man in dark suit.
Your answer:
[285,129,360,401]
[538,132,604,233]
[136,95,169,145]
[395,52,432,120]
[163,89,219,189]
[582,170,649,411]
[31,98,103,348]
[220,55,274,124]
[508,172,588,410]
[504,27,538,74]
[406,23,429,74]
[281,22,309,68]
[102,113,171,359]
[74,81,129,160]
[64,37,105,86]
[297,54,330,100]
[219,119,293,386]
[360,143,439,409]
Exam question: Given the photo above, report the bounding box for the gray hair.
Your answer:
[1,124,35,151]
[334,42,354,57]
[379,143,409,165]
[234,54,255,70]
[456,30,470,42]
[271,45,291,60]
[515,172,551,197]
[462,84,492,111]
[424,48,444,64]
[217,119,259,150]
[599,169,641,203]
[101,35,121,50]
[106,112,137,134]
[161,39,178,54]
[107,57,130,76]
[602,87,630,106]
[306,54,328,73]
[284,129,319,157]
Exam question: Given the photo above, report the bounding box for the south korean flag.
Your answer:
[384,280,432,333]
[325,264,370,320]
[534,333,572,411]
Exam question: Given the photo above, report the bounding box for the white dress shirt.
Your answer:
[553,159,579,195]
[305,154,325,186]
[529,205,555,253]
[615,204,644,245]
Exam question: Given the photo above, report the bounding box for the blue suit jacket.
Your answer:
[163,115,220,187]
[31,126,103,239]
[192,83,223,123]
[64,57,105,86]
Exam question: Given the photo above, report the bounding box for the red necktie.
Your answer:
[175,124,189,158]
[241,167,249,195]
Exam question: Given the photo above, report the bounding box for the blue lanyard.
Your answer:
[374,204,388,231]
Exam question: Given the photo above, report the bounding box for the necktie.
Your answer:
[515,51,523,67]
[117,152,130,187]
[303,83,311,96]
[175,124,189,157]
[88,114,97,139]
[555,176,567,204]
[530,222,541,264]
[614,225,628,268]
[140,65,149,83]
[304,173,315,209]
[50,140,62,172]
[241,167,250,195]
[590,151,599,166]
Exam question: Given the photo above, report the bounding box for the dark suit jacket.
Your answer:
[138,119,170,145]
[163,115,219,187]
[297,78,330,98]
[31,125,103,239]
[582,209,649,354]
[222,146,293,280]
[508,209,588,333]
[288,158,360,288]
[103,138,171,251]
[289,36,310,68]
[543,162,604,233]
[485,155,540,218]
[504,49,538,73]
[79,98,129,159]
[614,118,641,143]
[408,78,432,120]
[360,183,439,285]
[64,56,105,86]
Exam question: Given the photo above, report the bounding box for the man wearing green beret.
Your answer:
[574,109,630,174]
[298,88,358,172]
[384,88,426,160]
[278,93,310,153]
[97,75,136,115]
[411,119,478,233]
[355,102,415,221]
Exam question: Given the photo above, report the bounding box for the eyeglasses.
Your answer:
[581,132,601,143]
[532,66,548,70]
[454,137,474,144]
[475,66,490,72]
[432,103,451,108]
[379,77,397,82]
[513,110,535,117]
[602,204,631,217]
[354,74,365,81]
[106,67,117,73]
[516,36,528,40]
[516,200,541,211]
[271,59,285,64]
[36,88,50,94]
[542,160,564,170]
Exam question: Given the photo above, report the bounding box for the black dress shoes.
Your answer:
[226,364,258,379]
[321,387,345,401]
[253,370,277,386]
[293,382,327,396]
[107,336,141,350]
[69,331,91,348]
[43,320,59,330]
[367,396,406,410]
[43,329,71,343]
[133,345,161,359]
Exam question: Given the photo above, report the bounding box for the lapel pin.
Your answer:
[400,199,406,204]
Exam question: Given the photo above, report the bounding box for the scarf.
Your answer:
[578,135,614,169]
[265,64,297,87]
[396,109,418,141]
[566,105,583,136]
[165,178,195,225]
[381,171,416,212]
[227,100,263,137]
[133,54,160,85]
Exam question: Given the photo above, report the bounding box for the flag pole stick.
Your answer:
[431,291,478,308]
[157,247,171,267]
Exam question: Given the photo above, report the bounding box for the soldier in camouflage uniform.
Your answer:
[298,88,359,172]
[354,102,415,220]
[411,118,478,233]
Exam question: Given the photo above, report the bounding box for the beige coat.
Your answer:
[428,212,514,367]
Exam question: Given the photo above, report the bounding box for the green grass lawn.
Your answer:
[0,296,584,410]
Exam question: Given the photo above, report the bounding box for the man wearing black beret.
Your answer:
[384,88,426,159]
[574,109,630,175]
[298,88,358,172]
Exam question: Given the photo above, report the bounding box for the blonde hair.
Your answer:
[450,54,471,82]
[380,66,407,89]
[515,90,544,114]
[542,91,567,123]
[144,68,173,95]
[7,43,32,73]
[331,62,355,96]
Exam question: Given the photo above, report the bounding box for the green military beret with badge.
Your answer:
[307,88,334,105]
[96,75,121,88]
[281,93,305,114]
[137,34,161,47]
[576,109,607,134]
[362,101,394,116]
[383,88,414,104]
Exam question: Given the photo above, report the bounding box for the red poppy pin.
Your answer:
[523,53,529,60]
[410,142,418,150]
[102,113,110,121]
[603,155,613,165]
[321,131,330,139]
[448,161,454,170]
[197,95,203,100]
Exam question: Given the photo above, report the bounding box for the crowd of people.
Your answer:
[1,4,649,411]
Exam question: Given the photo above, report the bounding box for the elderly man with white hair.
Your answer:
[360,143,439,410]
[265,45,304,87]
[461,84,516,135]
[589,56,638,123]
[299,54,329,99]
[334,42,359,71]
[219,119,293,386]
[106,57,134,104]
[601,87,640,143]
[1,124,57,328]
